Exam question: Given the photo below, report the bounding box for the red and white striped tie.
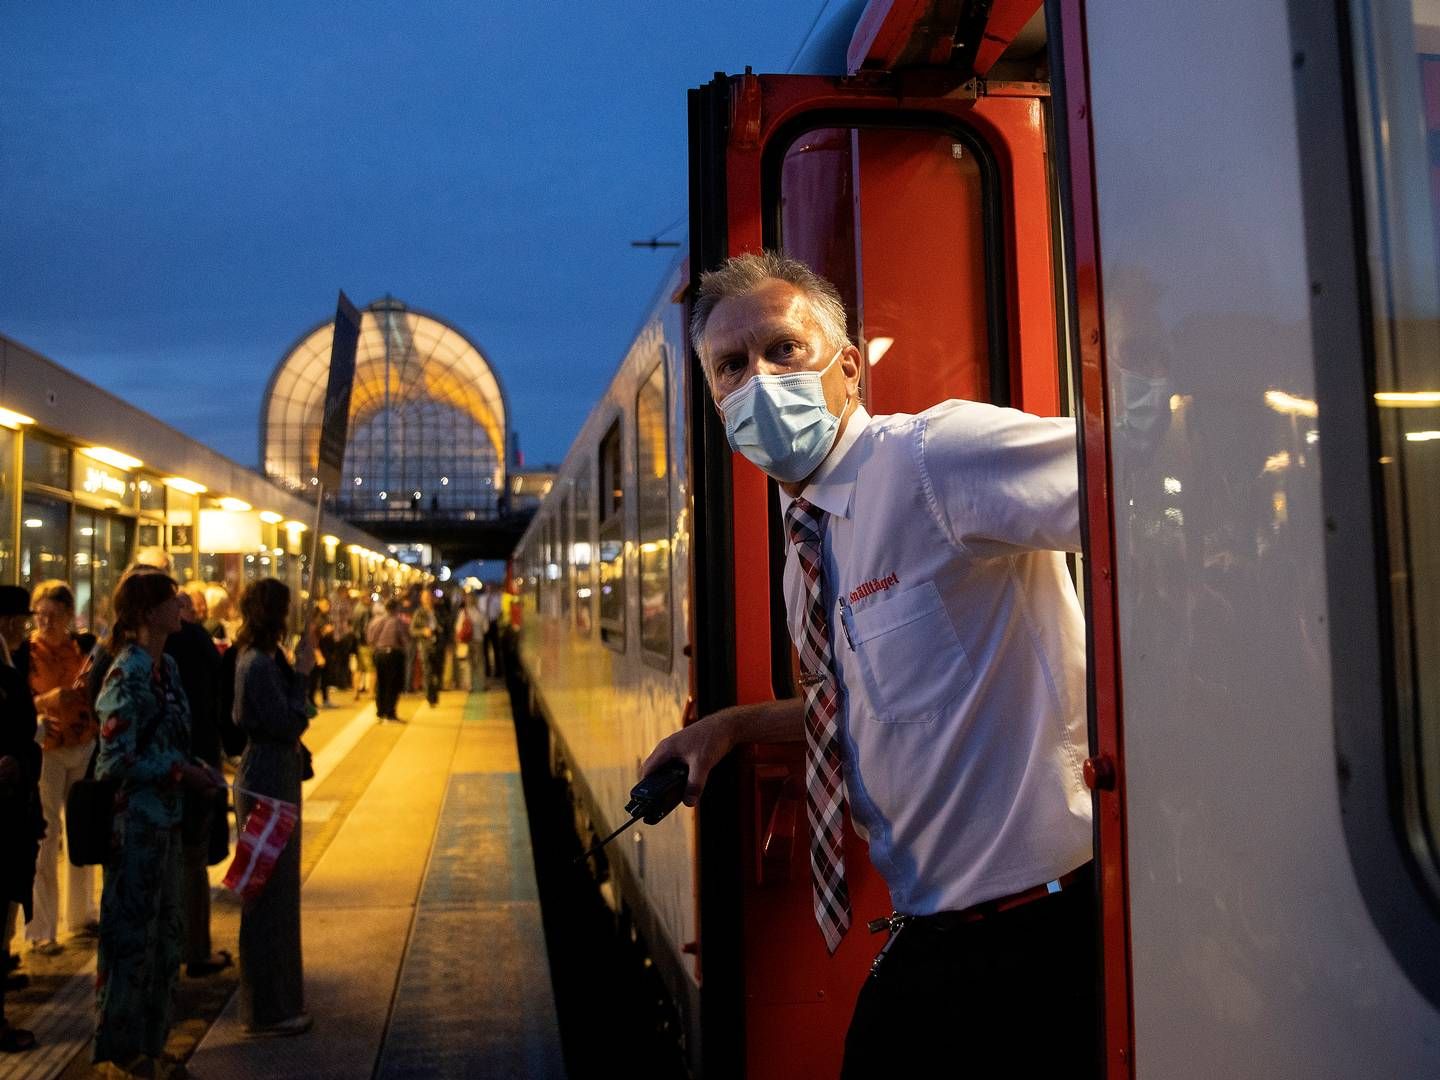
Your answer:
[785,496,852,953]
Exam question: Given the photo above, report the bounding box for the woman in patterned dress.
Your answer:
[92,572,224,1078]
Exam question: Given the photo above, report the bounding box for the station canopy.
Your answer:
[262,299,508,520]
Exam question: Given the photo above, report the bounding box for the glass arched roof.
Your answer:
[262,299,508,514]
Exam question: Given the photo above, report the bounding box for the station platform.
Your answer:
[1,685,564,1080]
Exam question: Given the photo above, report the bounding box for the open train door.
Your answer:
[686,2,1128,1077]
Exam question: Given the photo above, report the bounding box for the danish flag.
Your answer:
[222,791,299,902]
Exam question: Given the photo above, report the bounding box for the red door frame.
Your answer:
[712,70,1088,1077]
[1053,1,1135,1075]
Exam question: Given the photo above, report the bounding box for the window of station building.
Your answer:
[71,510,131,636]
[136,475,166,514]
[20,494,69,591]
[1351,0,1440,910]
[598,419,626,649]
[573,461,594,634]
[24,435,70,492]
[636,358,671,668]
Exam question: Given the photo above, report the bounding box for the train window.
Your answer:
[71,509,131,635]
[766,119,1002,696]
[0,433,13,582]
[1353,0,1440,900]
[573,460,594,634]
[775,124,998,413]
[558,494,571,619]
[21,493,69,591]
[598,419,626,649]
[545,514,560,618]
[636,357,672,669]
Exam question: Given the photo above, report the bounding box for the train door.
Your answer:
[687,56,1073,1080]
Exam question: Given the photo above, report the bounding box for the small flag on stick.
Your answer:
[223,791,299,902]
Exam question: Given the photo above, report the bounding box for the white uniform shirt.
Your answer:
[779,401,1092,915]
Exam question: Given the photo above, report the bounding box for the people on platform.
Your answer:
[365,599,408,722]
[93,571,225,1076]
[169,587,231,979]
[232,578,311,1038]
[25,581,99,955]
[349,593,374,699]
[639,253,1093,1077]
[0,586,43,1055]
[482,585,502,680]
[410,590,441,708]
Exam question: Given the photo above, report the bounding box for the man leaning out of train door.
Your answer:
[641,252,1096,1078]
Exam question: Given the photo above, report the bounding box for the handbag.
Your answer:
[66,673,161,868]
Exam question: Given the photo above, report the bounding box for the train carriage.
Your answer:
[512,0,1440,1076]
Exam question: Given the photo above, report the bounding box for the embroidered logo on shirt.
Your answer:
[848,572,899,605]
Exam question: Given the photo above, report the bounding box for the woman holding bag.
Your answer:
[25,580,97,955]
[92,571,223,1078]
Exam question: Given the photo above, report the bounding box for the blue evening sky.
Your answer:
[0,3,841,470]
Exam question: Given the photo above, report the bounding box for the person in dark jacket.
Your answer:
[0,586,42,1054]
[169,589,231,978]
[232,579,311,1037]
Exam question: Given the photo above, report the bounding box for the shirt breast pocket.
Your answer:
[846,580,973,724]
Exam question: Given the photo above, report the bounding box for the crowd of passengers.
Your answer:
[0,553,506,1078]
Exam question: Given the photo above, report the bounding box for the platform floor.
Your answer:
[2,685,563,1080]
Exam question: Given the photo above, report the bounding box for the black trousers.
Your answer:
[842,866,1100,1079]
[374,648,404,719]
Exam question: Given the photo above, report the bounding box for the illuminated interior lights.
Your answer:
[1375,391,1440,407]
[163,476,207,495]
[83,447,143,470]
[217,497,252,512]
[23,519,42,528]
[1263,451,1293,473]
[258,510,284,524]
[1405,430,1440,442]
[1263,390,1318,418]
[321,534,339,548]
[283,520,308,533]
[866,336,895,367]
[0,407,36,429]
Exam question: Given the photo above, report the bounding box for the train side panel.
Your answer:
[1082,0,1440,1075]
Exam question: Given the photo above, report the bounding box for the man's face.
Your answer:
[0,613,29,650]
[702,280,860,422]
[177,592,197,624]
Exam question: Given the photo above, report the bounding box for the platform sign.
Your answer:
[316,290,361,491]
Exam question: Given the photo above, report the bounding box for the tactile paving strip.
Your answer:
[374,773,564,1079]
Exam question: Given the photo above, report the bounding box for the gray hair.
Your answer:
[690,252,850,375]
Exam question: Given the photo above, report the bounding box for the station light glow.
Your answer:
[283,520,308,533]
[0,408,36,429]
[217,497,252,512]
[163,476,207,495]
[259,510,284,524]
[23,519,42,528]
[1406,430,1440,442]
[1263,390,1318,418]
[1375,391,1440,407]
[83,446,143,470]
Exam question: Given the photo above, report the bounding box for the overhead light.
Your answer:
[1376,391,1440,407]
[0,407,36,429]
[321,534,339,548]
[1406,430,1440,442]
[83,446,143,470]
[347,544,363,555]
[23,518,42,528]
[259,510,283,524]
[163,476,207,495]
[1264,390,1317,418]
[283,520,308,533]
[217,497,252,512]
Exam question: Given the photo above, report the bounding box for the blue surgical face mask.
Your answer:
[719,348,846,483]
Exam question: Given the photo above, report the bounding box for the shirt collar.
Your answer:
[777,405,871,521]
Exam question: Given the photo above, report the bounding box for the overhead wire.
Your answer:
[787,0,838,73]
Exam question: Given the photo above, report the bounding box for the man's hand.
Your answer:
[639,698,805,807]
[640,713,737,807]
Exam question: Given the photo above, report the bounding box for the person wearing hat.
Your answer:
[0,584,42,1053]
